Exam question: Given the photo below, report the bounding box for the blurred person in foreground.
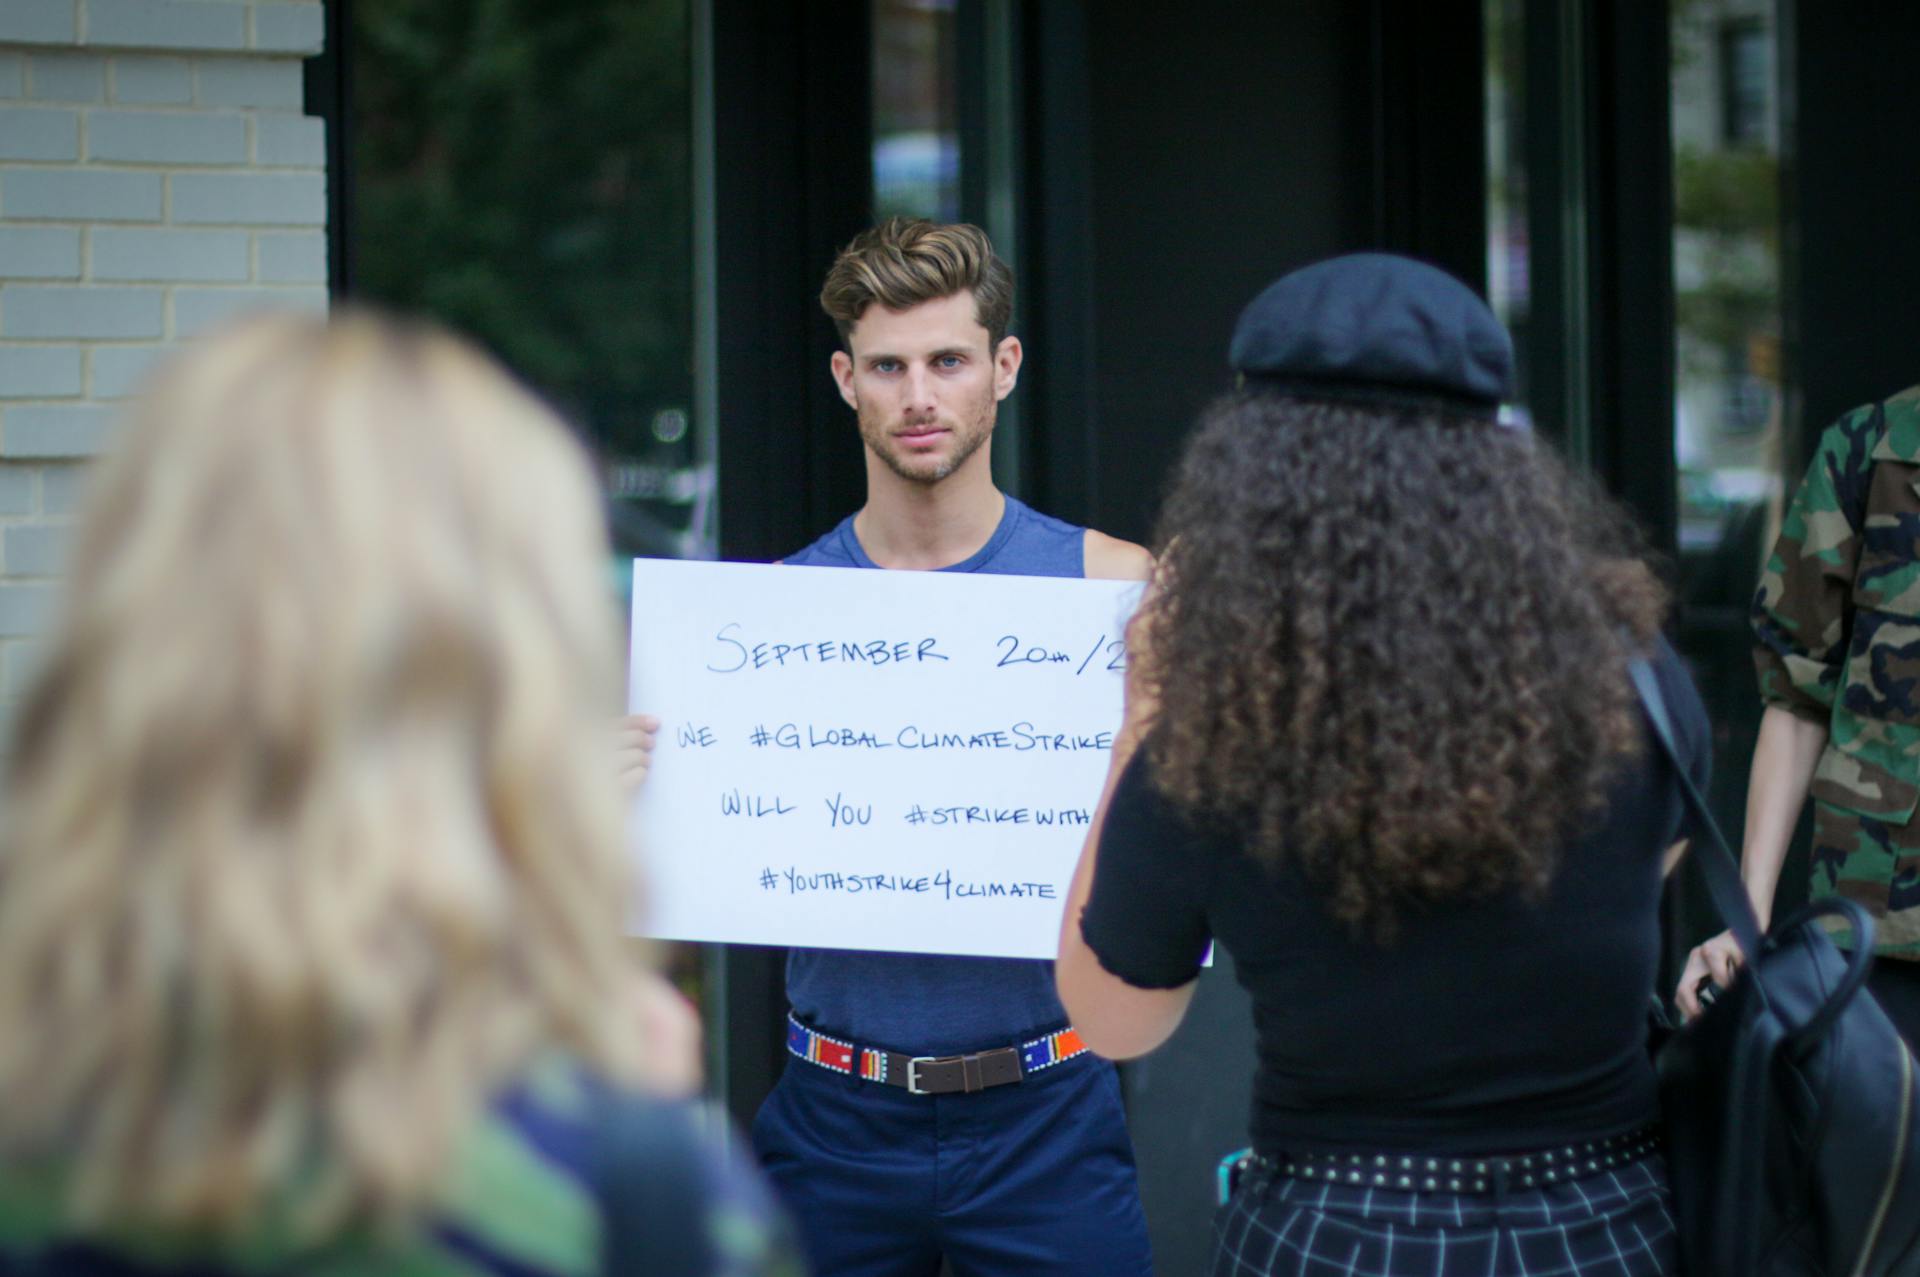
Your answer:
[0,312,802,1277]
[1055,254,1705,1277]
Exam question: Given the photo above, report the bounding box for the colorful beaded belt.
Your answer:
[786,1013,1090,1095]
[1240,1123,1664,1195]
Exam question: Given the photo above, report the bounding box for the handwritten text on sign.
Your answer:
[627,559,1143,958]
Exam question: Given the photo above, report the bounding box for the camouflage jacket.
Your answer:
[1753,384,1920,957]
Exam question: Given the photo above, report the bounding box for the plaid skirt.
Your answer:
[1211,1152,1679,1277]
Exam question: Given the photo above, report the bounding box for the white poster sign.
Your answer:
[627,558,1143,959]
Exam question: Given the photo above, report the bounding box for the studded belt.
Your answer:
[1248,1123,1664,1194]
[785,1013,1090,1095]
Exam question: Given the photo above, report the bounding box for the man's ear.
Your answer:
[993,336,1024,402]
[830,350,859,411]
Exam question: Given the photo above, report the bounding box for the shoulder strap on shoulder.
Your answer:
[1628,658,1765,965]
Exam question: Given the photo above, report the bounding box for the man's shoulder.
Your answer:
[782,518,858,568]
[1082,528,1153,581]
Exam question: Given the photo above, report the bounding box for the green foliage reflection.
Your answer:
[351,0,693,461]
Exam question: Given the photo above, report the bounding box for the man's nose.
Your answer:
[903,365,936,411]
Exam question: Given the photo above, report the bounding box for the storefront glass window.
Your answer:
[345,0,712,1073]
[872,0,960,222]
[1668,0,1805,917]
[1484,0,1531,424]
[348,0,710,564]
[1670,0,1784,616]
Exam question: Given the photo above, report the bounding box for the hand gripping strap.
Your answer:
[1628,657,1876,1028]
[1630,656,1770,1273]
[1630,656,1880,1274]
[1626,658,1764,963]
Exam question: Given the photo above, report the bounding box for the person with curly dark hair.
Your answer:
[1055,253,1707,1277]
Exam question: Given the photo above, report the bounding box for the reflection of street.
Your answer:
[1672,0,1785,615]
[1670,0,1815,945]
[605,460,718,561]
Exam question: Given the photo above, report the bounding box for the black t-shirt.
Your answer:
[1080,639,1710,1156]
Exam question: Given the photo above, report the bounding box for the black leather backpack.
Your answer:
[1634,660,1920,1276]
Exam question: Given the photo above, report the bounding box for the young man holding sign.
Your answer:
[744,219,1152,1276]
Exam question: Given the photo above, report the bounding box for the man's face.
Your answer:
[830,290,1022,486]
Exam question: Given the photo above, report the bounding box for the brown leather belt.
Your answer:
[785,1014,1090,1095]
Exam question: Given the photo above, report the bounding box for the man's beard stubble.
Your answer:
[859,393,997,485]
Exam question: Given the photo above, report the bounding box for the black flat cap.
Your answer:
[1228,252,1513,417]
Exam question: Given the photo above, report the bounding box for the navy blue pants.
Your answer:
[751,1050,1152,1277]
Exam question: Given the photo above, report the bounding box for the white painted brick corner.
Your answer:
[0,0,329,676]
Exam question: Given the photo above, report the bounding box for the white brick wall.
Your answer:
[0,0,328,716]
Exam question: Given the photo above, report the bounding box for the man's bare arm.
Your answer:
[1084,529,1153,581]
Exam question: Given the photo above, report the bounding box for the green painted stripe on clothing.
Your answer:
[435,1112,600,1276]
[0,1164,64,1248]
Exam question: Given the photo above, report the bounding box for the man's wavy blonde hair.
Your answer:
[0,311,645,1240]
[819,217,1014,347]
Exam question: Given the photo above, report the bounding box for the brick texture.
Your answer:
[1,168,162,220]
[254,113,323,166]
[0,105,79,159]
[93,227,250,281]
[194,57,300,108]
[255,230,324,282]
[0,2,77,47]
[171,171,324,224]
[38,464,85,515]
[0,226,81,278]
[0,286,165,338]
[2,403,116,457]
[174,283,325,335]
[0,2,328,693]
[0,584,55,636]
[26,52,101,100]
[110,56,190,104]
[89,109,247,164]
[88,342,170,398]
[251,4,324,54]
[0,470,32,516]
[0,346,83,397]
[86,1,246,52]
[4,525,67,576]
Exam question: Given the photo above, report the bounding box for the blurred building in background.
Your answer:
[3,1,1919,1269]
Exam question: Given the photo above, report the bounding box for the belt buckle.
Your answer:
[906,1054,953,1095]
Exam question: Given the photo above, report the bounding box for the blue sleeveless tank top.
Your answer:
[780,494,1085,1054]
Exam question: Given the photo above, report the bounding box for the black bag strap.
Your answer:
[1627,658,1766,964]
[1631,657,1876,1024]
[1632,657,1893,1273]
[1630,657,1774,1273]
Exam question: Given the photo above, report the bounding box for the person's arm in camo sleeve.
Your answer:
[1676,405,1881,1020]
